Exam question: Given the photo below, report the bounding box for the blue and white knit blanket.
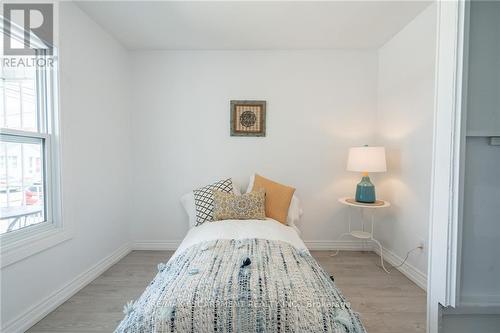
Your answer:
[115,239,366,333]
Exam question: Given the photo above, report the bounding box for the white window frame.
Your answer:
[0,10,69,268]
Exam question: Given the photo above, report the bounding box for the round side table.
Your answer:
[333,197,391,273]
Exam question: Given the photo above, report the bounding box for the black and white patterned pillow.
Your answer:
[193,178,233,226]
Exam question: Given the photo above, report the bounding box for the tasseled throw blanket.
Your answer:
[115,239,366,333]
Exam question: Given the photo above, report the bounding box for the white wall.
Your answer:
[374,3,437,275]
[1,5,439,330]
[1,2,132,330]
[129,50,378,244]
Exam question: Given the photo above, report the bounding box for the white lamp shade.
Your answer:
[347,146,387,172]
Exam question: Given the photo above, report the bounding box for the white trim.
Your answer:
[0,45,63,267]
[306,240,427,291]
[1,242,132,333]
[1,239,427,332]
[132,239,427,290]
[0,129,49,141]
[304,240,371,251]
[307,241,427,290]
[454,0,471,313]
[133,240,181,251]
[428,0,465,309]
[372,244,427,290]
[132,239,371,252]
[133,239,374,252]
[427,1,466,332]
[0,225,72,268]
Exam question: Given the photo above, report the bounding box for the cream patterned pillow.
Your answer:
[212,189,266,221]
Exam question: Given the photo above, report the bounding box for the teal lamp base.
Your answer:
[355,175,376,203]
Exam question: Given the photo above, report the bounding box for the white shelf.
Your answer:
[334,197,391,273]
[466,130,500,137]
[338,197,391,208]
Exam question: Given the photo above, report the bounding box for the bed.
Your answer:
[115,219,365,332]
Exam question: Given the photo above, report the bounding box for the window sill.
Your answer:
[0,223,73,268]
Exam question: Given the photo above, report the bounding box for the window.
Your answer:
[0,59,60,237]
[1,47,61,242]
[0,6,66,267]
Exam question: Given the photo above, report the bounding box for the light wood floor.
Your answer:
[27,250,426,333]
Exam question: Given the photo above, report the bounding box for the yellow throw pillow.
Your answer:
[212,189,266,221]
[252,174,295,224]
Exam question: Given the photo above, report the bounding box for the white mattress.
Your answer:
[174,218,307,257]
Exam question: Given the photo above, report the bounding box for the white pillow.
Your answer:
[181,178,241,228]
[180,192,198,228]
[287,195,304,228]
[245,174,256,193]
[245,174,303,229]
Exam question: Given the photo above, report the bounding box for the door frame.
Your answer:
[427,0,467,332]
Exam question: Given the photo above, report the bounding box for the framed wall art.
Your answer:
[230,100,266,137]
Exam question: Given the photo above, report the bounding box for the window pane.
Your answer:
[0,139,45,234]
[0,66,39,132]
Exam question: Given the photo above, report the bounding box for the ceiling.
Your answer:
[76,1,432,50]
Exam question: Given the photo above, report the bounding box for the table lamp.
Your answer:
[347,146,386,203]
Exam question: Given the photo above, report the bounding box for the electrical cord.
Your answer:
[385,245,423,272]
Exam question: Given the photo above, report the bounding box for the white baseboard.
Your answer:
[2,238,427,332]
[133,240,181,251]
[304,240,373,251]
[372,244,427,290]
[2,243,132,333]
[132,239,371,252]
[304,240,427,290]
[131,239,426,290]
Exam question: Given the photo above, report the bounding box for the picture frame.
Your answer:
[230,100,266,137]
